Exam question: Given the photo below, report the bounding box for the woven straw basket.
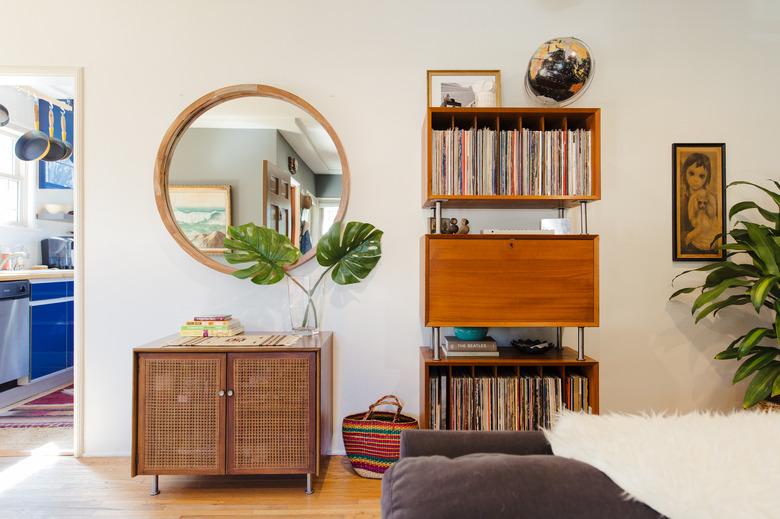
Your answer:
[342,395,419,479]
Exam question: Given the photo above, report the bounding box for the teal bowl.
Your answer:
[454,327,488,341]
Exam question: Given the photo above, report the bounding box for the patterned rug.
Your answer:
[0,385,73,429]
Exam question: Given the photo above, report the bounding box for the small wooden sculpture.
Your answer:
[457,218,470,234]
[446,218,459,234]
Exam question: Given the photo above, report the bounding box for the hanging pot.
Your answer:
[41,105,69,162]
[15,102,50,161]
[0,104,9,127]
[57,111,72,161]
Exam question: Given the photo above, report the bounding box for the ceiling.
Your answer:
[189,97,342,175]
[0,75,75,99]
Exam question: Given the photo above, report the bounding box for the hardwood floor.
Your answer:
[0,455,382,518]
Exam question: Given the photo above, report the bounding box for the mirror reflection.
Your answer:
[168,96,343,263]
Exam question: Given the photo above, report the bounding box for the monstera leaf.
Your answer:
[316,221,383,285]
[223,223,300,285]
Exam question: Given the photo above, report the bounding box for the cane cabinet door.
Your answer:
[226,352,316,474]
[137,353,226,475]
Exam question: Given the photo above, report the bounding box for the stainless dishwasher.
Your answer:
[0,280,30,385]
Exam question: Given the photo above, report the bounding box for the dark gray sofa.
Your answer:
[381,430,663,519]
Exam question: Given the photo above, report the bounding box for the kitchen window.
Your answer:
[0,127,30,226]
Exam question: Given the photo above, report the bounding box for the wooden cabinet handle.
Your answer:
[218,390,225,397]
[227,390,234,397]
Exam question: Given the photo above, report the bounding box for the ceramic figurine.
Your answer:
[457,218,470,234]
[446,218,459,234]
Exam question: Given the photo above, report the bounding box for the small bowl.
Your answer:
[454,327,488,341]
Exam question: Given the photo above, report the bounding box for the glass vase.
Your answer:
[287,275,321,335]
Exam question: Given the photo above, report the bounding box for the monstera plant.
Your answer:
[671,180,780,408]
[224,221,383,332]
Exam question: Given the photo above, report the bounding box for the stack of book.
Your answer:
[443,336,498,357]
[431,127,592,197]
[428,370,590,431]
[179,314,244,337]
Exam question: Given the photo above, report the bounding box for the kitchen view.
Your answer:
[0,74,77,456]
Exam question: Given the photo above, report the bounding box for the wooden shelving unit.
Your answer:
[419,347,599,430]
[422,107,601,209]
[420,106,602,431]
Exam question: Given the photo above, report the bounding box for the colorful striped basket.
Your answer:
[342,395,419,479]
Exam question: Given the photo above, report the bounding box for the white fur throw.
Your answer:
[544,411,780,519]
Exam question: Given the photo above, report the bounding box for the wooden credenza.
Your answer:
[131,332,332,494]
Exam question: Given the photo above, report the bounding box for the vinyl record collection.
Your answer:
[428,369,590,430]
[431,128,592,196]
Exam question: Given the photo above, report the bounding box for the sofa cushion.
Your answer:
[400,430,552,458]
[381,453,662,519]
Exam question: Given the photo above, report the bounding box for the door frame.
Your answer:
[0,66,85,456]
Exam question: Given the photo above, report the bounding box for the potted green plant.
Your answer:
[224,221,383,334]
[671,180,780,409]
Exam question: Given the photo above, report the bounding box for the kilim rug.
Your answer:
[0,385,73,429]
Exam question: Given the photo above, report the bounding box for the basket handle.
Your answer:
[362,394,403,423]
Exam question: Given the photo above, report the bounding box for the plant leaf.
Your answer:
[695,294,751,323]
[743,362,780,408]
[316,221,383,285]
[729,180,780,209]
[750,275,780,312]
[670,286,698,300]
[776,302,780,345]
[672,261,731,284]
[733,348,780,382]
[773,372,780,397]
[704,263,761,288]
[744,222,780,275]
[691,278,752,314]
[738,327,774,358]
[729,200,780,225]
[223,223,300,284]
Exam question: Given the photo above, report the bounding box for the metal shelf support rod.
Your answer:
[577,327,585,361]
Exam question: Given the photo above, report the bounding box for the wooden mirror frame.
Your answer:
[154,84,350,273]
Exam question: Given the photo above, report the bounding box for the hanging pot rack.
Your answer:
[15,85,72,111]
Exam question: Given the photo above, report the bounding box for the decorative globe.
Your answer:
[526,37,594,106]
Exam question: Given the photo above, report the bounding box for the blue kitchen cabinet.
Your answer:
[29,281,74,379]
[65,300,74,368]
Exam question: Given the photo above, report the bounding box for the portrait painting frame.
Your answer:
[427,70,502,108]
[672,143,726,261]
[168,184,232,255]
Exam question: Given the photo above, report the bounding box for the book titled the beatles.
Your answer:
[443,336,498,357]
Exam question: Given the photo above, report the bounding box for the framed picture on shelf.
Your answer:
[672,143,726,261]
[168,184,232,255]
[427,70,501,108]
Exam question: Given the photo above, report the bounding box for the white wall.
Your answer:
[0,0,776,455]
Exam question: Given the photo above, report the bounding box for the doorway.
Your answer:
[0,68,83,457]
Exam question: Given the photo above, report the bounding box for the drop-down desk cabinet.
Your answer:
[131,332,332,494]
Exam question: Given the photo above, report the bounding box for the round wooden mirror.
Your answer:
[154,84,350,273]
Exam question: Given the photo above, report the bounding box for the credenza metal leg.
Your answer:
[305,473,313,494]
[577,327,585,361]
[150,475,160,496]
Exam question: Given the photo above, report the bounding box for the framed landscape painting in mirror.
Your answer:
[169,185,231,254]
[672,143,726,261]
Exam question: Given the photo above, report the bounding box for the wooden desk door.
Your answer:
[226,352,316,474]
[137,353,226,475]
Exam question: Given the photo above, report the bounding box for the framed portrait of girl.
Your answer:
[672,143,726,261]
